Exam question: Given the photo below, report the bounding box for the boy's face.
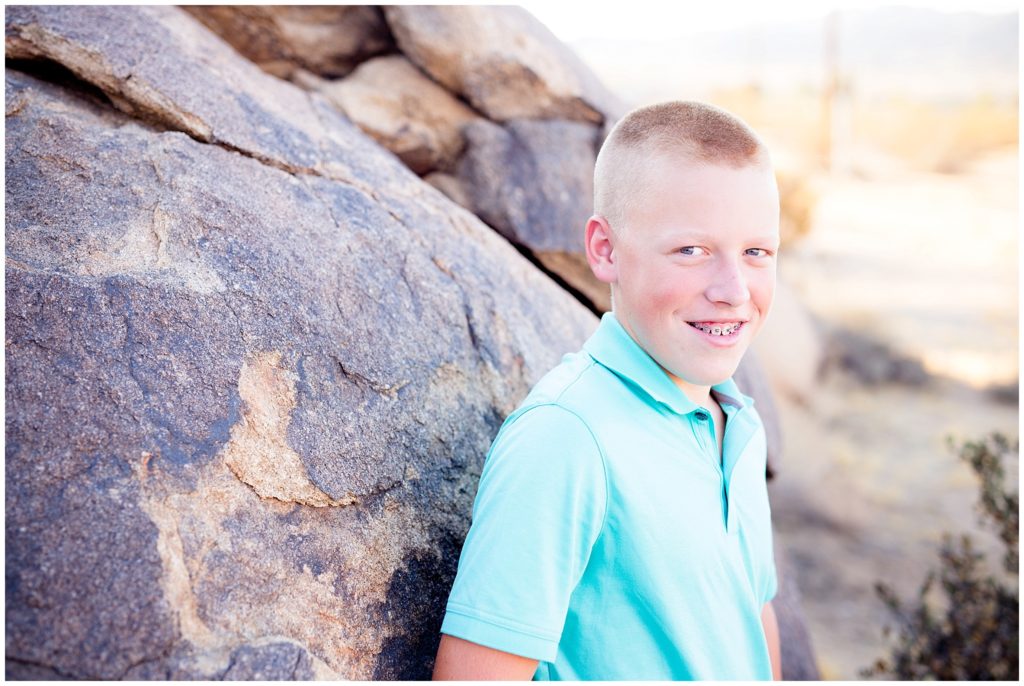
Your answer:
[594,155,780,402]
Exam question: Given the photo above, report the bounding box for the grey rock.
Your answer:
[5,659,78,680]
[456,118,611,311]
[382,5,625,125]
[5,7,595,679]
[457,119,597,252]
[221,641,316,680]
[986,380,1018,405]
[181,5,394,80]
[771,541,822,679]
[823,325,929,387]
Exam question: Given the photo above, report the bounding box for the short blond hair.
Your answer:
[594,101,770,230]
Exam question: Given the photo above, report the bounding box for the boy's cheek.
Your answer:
[756,282,777,311]
[644,285,688,318]
[619,272,674,309]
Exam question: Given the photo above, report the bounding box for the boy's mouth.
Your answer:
[687,321,745,337]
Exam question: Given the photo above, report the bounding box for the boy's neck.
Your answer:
[658,363,714,409]
[672,377,714,411]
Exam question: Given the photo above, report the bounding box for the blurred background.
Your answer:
[523,0,1019,679]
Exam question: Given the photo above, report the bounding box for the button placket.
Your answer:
[719,406,745,535]
[693,411,728,530]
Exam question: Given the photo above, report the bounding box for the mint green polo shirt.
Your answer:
[440,312,778,680]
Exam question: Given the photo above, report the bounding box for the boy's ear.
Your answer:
[585,214,617,284]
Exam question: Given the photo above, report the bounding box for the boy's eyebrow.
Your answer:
[662,230,780,244]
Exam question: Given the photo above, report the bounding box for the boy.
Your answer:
[433,101,782,680]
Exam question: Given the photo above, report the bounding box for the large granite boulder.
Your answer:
[316,55,481,175]
[181,5,394,80]
[382,5,624,125]
[5,5,596,680]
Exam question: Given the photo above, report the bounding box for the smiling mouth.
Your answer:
[687,321,744,337]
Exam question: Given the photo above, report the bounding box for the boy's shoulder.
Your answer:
[515,348,605,414]
[507,347,631,434]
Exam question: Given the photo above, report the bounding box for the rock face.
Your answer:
[5,5,595,680]
[383,5,624,124]
[318,55,481,175]
[771,543,822,680]
[181,5,394,79]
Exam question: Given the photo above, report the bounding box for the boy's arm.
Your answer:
[761,601,782,680]
[432,634,539,680]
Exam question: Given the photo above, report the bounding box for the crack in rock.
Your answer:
[6,28,214,140]
[5,655,93,680]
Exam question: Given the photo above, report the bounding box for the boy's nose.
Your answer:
[705,260,750,307]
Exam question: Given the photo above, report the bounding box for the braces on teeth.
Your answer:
[691,322,741,336]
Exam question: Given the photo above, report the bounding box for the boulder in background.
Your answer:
[182,5,394,80]
[383,5,625,125]
[317,55,482,175]
[453,117,609,310]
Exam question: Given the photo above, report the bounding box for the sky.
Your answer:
[520,0,1020,42]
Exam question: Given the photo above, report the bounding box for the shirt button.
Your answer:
[695,412,708,421]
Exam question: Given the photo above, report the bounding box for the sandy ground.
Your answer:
[766,148,1018,679]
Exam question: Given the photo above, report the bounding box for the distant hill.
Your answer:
[569,6,1017,103]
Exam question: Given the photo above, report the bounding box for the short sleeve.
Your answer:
[440,403,608,662]
[763,555,779,605]
[762,517,779,605]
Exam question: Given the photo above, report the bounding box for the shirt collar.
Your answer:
[583,312,754,416]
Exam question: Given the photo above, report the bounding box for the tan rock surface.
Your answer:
[383,5,624,124]
[320,55,481,174]
[182,5,393,79]
[424,172,473,209]
[752,279,826,404]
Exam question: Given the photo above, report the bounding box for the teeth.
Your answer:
[691,322,742,336]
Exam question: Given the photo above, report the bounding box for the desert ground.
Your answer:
[767,147,1018,679]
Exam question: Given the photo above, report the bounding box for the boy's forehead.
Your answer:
[634,154,776,204]
[620,158,780,238]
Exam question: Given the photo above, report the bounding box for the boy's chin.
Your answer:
[665,361,740,391]
[680,360,743,388]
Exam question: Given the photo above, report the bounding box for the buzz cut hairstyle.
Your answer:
[593,100,771,231]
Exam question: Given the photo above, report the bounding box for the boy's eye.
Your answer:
[678,246,707,256]
[745,248,772,257]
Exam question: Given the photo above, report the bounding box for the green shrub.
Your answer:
[862,433,1018,680]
